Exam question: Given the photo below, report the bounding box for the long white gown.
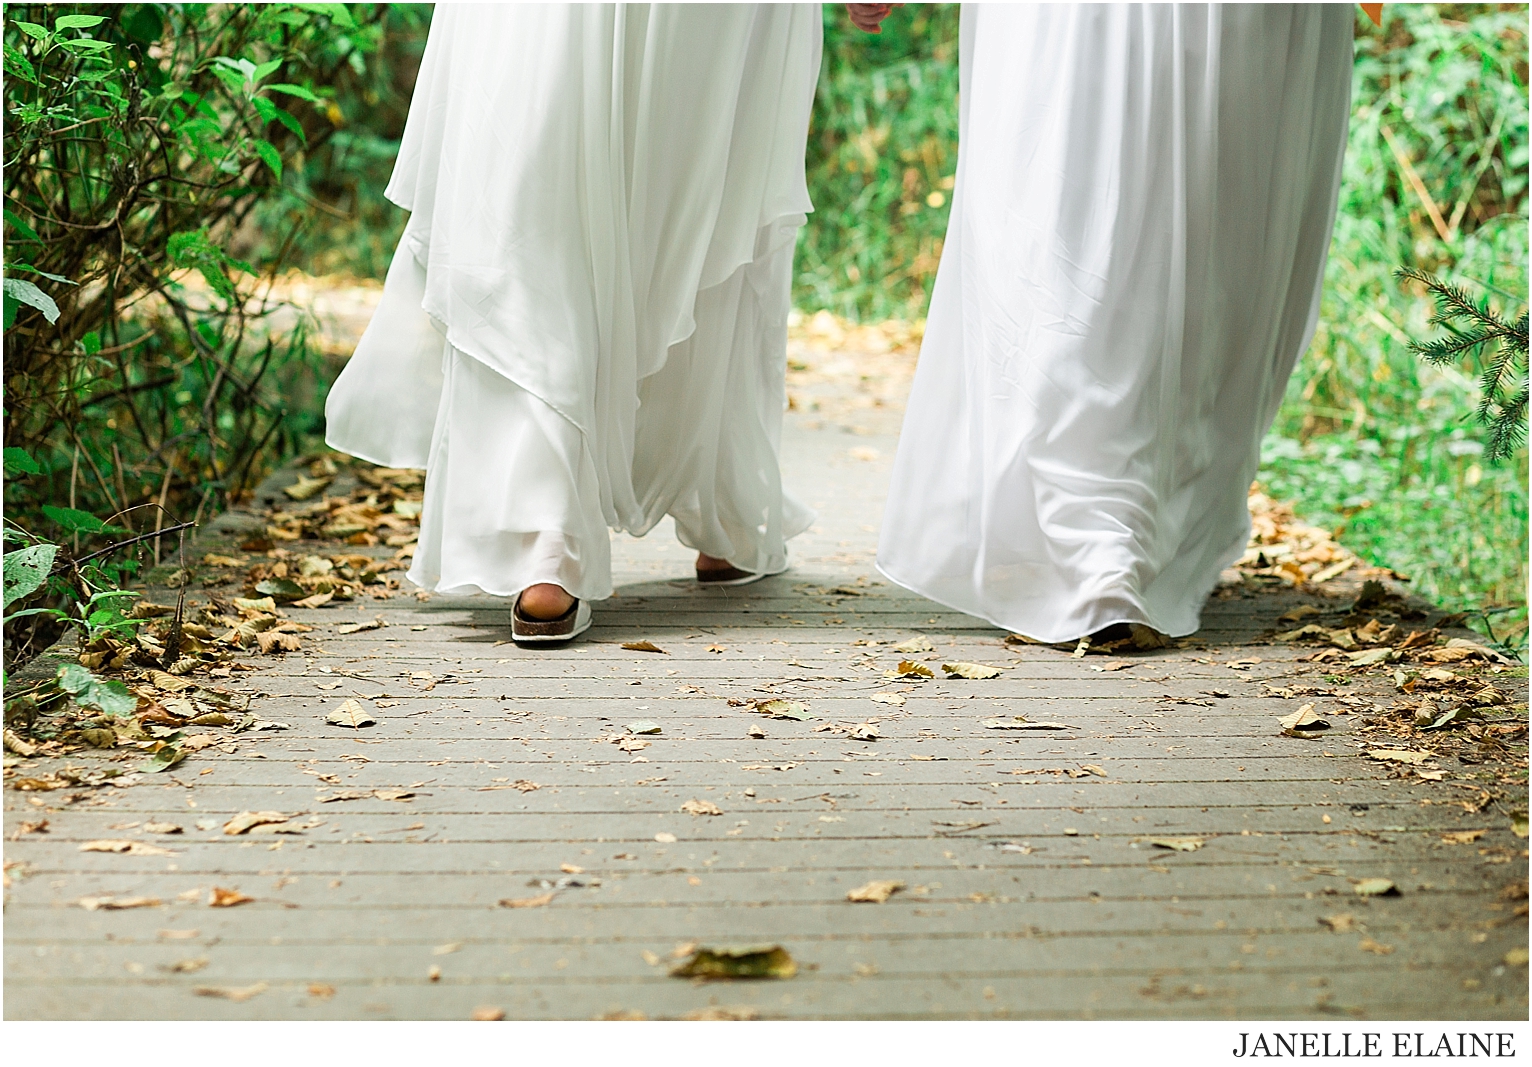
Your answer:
[878,4,1354,642]
[325,4,821,601]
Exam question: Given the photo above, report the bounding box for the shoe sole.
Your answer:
[511,598,592,644]
[696,565,789,588]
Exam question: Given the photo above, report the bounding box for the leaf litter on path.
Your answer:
[326,699,376,728]
[982,716,1073,730]
[847,880,904,903]
[942,661,1003,679]
[669,944,796,980]
[193,982,268,1002]
[622,640,668,654]
[1147,837,1205,852]
[756,699,812,720]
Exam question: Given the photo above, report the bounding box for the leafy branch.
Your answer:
[1396,267,1529,462]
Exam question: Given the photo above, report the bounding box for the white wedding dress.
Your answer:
[878,3,1354,642]
[325,4,821,601]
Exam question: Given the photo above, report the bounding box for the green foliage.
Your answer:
[1270,5,1527,647]
[794,5,959,320]
[1,2,401,664]
[1396,267,1528,461]
[3,543,58,609]
[56,661,137,716]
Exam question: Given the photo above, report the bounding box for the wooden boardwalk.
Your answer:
[5,386,1527,1020]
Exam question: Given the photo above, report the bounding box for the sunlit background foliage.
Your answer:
[3,3,1526,657]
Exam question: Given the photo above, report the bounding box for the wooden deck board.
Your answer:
[5,418,1525,1020]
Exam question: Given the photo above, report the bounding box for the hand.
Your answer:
[847,4,895,34]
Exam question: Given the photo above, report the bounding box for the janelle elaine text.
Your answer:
[1233,1033,1518,1058]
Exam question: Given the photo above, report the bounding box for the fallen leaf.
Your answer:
[894,636,935,653]
[849,722,880,742]
[681,799,723,817]
[79,896,162,911]
[1148,837,1205,852]
[1358,938,1394,955]
[498,892,555,909]
[193,982,269,1002]
[1090,660,1135,672]
[223,811,290,836]
[1318,913,1355,932]
[1441,829,1487,845]
[1352,878,1399,897]
[932,820,996,835]
[79,840,176,856]
[291,592,334,609]
[283,473,331,500]
[255,630,303,654]
[942,661,1003,680]
[1278,704,1329,731]
[669,944,796,980]
[326,699,377,729]
[847,879,905,903]
[336,617,386,635]
[756,699,813,720]
[747,723,766,739]
[1278,605,1323,623]
[622,640,668,654]
[308,983,337,999]
[160,956,210,973]
[1366,749,1431,765]
[870,692,905,707]
[208,886,255,907]
[626,720,662,734]
[1079,764,1108,778]
[655,832,678,843]
[981,717,1072,730]
[254,578,306,602]
[886,660,934,679]
[559,863,584,875]
[471,1006,506,1021]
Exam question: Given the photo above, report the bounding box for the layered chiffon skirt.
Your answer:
[325,3,821,599]
[878,3,1354,641]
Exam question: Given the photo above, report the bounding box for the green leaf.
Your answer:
[265,82,320,103]
[3,447,43,476]
[57,38,113,54]
[41,505,109,534]
[81,677,138,717]
[3,543,58,609]
[295,3,356,29]
[2,278,59,324]
[166,229,237,301]
[3,43,37,84]
[14,22,51,42]
[53,13,109,30]
[57,662,95,695]
[9,264,76,285]
[253,140,282,180]
[79,330,101,356]
[57,663,139,716]
[252,58,282,83]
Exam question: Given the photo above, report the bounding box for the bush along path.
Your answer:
[3,406,1527,1020]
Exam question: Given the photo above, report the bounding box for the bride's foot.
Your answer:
[695,553,733,573]
[518,583,575,620]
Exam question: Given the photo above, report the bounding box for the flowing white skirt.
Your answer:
[878,3,1354,642]
[324,3,821,599]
